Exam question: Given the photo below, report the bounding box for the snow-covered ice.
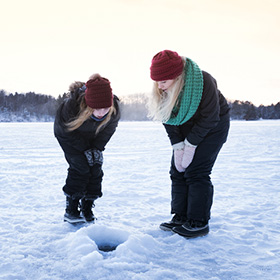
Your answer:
[0,120,279,280]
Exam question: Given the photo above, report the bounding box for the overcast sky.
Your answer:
[1,0,279,105]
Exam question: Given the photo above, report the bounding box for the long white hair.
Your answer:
[148,57,186,122]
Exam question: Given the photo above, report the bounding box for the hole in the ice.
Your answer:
[97,243,118,252]
[86,225,129,254]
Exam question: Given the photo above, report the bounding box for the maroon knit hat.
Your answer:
[85,77,113,109]
[150,50,184,81]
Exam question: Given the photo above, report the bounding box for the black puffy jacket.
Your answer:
[164,71,230,146]
[54,90,120,154]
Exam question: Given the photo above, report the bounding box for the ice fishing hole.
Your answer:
[97,243,118,252]
[86,225,129,253]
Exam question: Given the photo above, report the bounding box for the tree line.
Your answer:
[0,90,279,122]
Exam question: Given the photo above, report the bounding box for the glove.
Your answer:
[174,149,185,172]
[181,140,196,169]
[173,142,185,173]
[92,149,103,165]
[84,149,103,166]
[84,149,94,166]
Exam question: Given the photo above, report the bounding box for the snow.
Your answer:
[0,120,280,280]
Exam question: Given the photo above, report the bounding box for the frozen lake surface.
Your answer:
[0,120,280,279]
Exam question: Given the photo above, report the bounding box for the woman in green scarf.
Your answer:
[149,50,230,238]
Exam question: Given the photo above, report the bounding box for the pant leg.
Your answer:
[86,163,104,198]
[184,142,219,221]
[169,155,188,217]
[184,118,230,221]
[63,152,91,197]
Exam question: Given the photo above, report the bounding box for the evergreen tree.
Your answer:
[0,89,279,122]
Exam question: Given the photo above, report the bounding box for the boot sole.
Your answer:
[64,217,86,224]
[172,226,209,238]
[159,223,184,231]
[84,219,95,223]
[159,225,173,231]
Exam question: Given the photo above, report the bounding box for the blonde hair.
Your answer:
[148,58,186,122]
[66,77,116,135]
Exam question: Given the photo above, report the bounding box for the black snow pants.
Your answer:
[57,141,103,199]
[62,152,103,199]
[170,115,230,222]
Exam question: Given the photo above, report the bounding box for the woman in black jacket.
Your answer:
[149,50,230,238]
[54,74,120,224]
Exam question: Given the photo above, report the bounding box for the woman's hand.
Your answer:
[173,142,186,173]
[181,140,196,169]
[84,149,103,166]
[174,148,186,172]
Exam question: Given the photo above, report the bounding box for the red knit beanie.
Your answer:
[150,50,184,81]
[85,77,113,109]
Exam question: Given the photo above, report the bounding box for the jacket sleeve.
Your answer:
[54,95,90,153]
[163,124,185,146]
[186,73,221,145]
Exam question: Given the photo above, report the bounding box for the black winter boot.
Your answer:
[159,214,187,231]
[81,198,96,223]
[64,196,85,224]
[172,219,209,238]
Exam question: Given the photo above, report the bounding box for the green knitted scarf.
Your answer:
[164,58,203,125]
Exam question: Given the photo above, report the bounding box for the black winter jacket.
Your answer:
[54,91,120,154]
[164,71,230,146]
